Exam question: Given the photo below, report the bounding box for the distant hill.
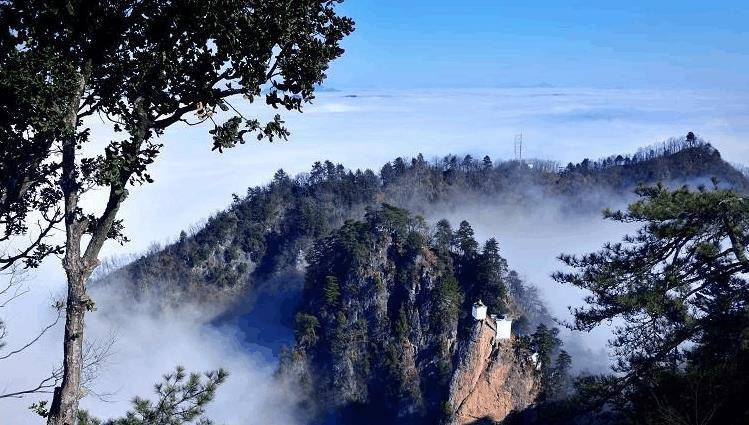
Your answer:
[93,134,749,423]
[731,161,749,179]
[95,135,749,304]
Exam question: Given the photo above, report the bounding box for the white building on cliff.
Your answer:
[472,300,513,341]
[471,299,487,320]
[494,315,512,340]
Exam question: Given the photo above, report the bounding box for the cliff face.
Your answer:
[279,205,542,424]
[280,212,457,423]
[447,321,539,424]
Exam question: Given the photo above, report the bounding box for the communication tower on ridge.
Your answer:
[514,133,523,161]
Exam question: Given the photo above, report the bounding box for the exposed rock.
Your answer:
[277,205,547,424]
[447,321,539,425]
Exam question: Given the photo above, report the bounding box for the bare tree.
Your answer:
[0,264,63,399]
[0,264,112,401]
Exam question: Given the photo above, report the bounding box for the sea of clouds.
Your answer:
[1,87,748,423]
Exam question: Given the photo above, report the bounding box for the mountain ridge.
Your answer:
[91,135,749,423]
[95,135,749,306]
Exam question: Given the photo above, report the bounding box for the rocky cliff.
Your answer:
[279,205,544,424]
[447,321,539,424]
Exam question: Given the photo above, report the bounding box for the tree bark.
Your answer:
[48,262,89,424]
[47,62,92,425]
[47,69,148,425]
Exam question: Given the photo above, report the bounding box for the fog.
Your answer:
[0,196,631,424]
[88,87,749,261]
[0,188,632,424]
[2,86,748,422]
[0,265,304,424]
[424,188,634,373]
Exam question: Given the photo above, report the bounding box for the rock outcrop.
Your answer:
[278,205,547,424]
[447,321,539,424]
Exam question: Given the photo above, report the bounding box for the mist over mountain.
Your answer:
[3,0,747,422]
[84,135,749,423]
[97,136,747,302]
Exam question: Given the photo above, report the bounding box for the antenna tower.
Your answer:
[514,133,523,161]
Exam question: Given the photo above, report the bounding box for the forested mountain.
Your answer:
[93,135,749,424]
[504,182,749,425]
[278,205,568,424]
[97,135,748,304]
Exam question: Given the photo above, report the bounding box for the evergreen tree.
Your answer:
[75,366,227,425]
[476,238,508,313]
[393,157,407,176]
[551,350,572,400]
[555,184,749,419]
[433,219,453,254]
[531,324,561,401]
[455,221,478,257]
[323,275,341,307]
[310,161,325,184]
[273,169,290,185]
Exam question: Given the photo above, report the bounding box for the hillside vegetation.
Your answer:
[97,135,748,304]
[94,135,749,424]
[279,205,566,424]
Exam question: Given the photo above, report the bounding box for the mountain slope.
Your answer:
[97,136,749,305]
[93,135,749,424]
[278,205,544,424]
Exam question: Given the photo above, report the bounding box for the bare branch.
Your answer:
[0,207,63,271]
[0,306,62,361]
[0,328,115,400]
[0,369,61,399]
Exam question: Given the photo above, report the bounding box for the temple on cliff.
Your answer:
[471,300,513,340]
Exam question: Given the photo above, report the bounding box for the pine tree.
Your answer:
[555,183,749,415]
[482,155,493,170]
[551,350,572,400]
[476,238,508,312]
[455,221,478,257]
[380,162,395,186]
[531,324,561,401]
[75,366,227,425]
[433,219,454,254]
[323,275,341,307]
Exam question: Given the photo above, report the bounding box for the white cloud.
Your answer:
[309,102,359,113]
[0,270,303,424]
[79,87,749,258]
[2,86,748,420]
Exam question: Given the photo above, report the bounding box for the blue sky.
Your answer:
[4,5,749,422]
[327,0,749,89]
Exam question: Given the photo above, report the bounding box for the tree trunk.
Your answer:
[47,63,147,425]
[48,267,87,425]
[47,62,91,425]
